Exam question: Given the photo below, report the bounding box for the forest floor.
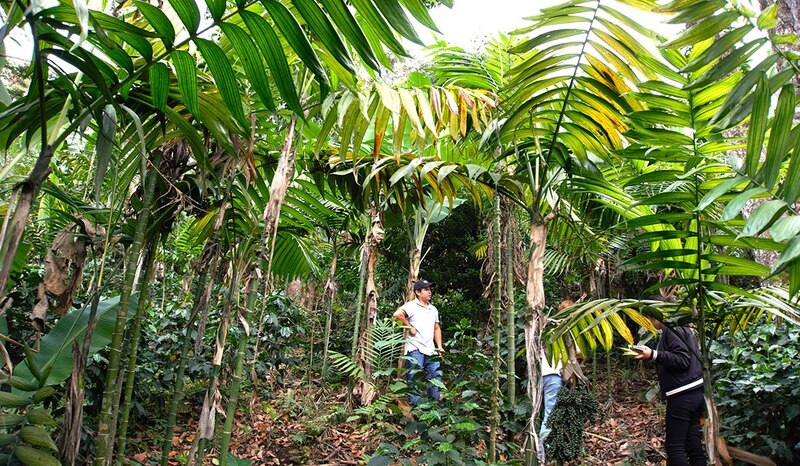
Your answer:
[130,359,667,465]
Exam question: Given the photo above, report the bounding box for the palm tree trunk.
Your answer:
[321,239,338,376]
[116,243,158,461]
[162,174,231,466]
[489,193,502,463]
[219,273,257,466]
[404,216,421,301]
[358,208,383,405]
[218,114,299,464]
[524,220,548,466]
[504,202,516,406]
[193,263,235,466]
[159,265,207,465]
[351,223,368,358]
[94,153,160,466]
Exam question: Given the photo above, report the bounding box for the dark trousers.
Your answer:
[665,389,706,466]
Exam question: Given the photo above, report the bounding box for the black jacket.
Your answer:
[654,325,704,400]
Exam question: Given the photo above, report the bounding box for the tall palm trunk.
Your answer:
[488,193,503,463]
[162,175,231,466]
[159,261,208,466]
[116,243,158,461]
[219,273,257,466]
[321,239,338,375]
[404,216,421,301]
[193,262,236,466]
[218,115,299,465]
[524,220,548,466]
[358,208,383,405]
[504,202,517,406]
[94,153,160,466]
[351,219,369,358]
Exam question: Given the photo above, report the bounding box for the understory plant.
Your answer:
[711,319,800,463]
[368,318,522,466]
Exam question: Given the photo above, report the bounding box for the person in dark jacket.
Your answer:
[635,302,706,466]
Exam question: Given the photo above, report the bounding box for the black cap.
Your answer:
[413,279,433,291]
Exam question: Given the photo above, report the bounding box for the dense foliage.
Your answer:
[2,0,800,464]
[712,320,800,463]
[544,384,600,463]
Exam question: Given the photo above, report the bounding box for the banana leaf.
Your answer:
[13,294,139,389]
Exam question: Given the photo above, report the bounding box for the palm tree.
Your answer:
[536,0,800,462]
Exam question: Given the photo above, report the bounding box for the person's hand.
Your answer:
[436,347,446,357]
[634,347,653,360]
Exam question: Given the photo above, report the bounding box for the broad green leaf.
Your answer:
[318,0,381,70]
[359,16,393,69]
[93,40,133,73]
[665,11,738,48]
[219,22,275,112]
[682,25,753,73]
[134,0,175,46]
[240,11,303,117]
[772,236,800,272]
[13,445,60,466]
[291,0,355,74]
[194,38,248,130]
[628,109,688,128]
[261,0,329,91]
[756,3,779,30]
[171,51,199,117]
[763,84,795,189]
[338,99,359,157]
[717,68,795,130]
[771,216,800,243]
[710,54,780,126]
[782,125,800,203]
[94,104,116,202]
[741,199,786,237]
[510,29,587,54]
[399,0,439,32]
[667,0,727,24]
[204,0,225,20]
[13,295,139,387]
[149,62,169,112]
[695,176,747,211]
[167,0,200,34]
[745,72,770,177]
[44,49,114,100]
[722,187,767,221]
[315,106,339,155]
[707,234,783,251]
[372,0,422,45]
[703,254,771,276]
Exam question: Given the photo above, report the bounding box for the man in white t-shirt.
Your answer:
[393,279,444,405]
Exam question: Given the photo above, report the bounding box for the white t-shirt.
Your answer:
[402,299,440,356]
[541,350,562,377]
